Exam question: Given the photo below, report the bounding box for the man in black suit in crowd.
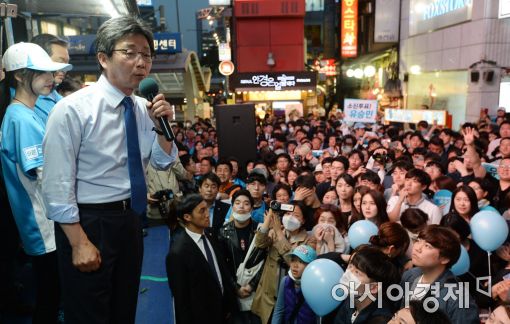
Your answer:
[198,172,230,238]
[166,194,237,324]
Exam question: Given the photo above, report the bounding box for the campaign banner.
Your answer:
[343,99,378,123]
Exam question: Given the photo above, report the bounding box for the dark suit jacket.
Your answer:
[207,200,230,239]
[166,226,238,324]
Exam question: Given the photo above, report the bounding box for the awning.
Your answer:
[11,0,136,17]
[150,50,210,98]
[342,48,395,69]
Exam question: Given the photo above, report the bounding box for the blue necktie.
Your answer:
[123,97,147,215]
[201,235,222,289]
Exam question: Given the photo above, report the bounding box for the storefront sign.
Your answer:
[231,72,317,91]
[341,0,358,58]
[219,60,235,76]
[344,99,378,123]
[409,0,472,36]
[374,0,400,43]
[67,35,96,55]
[384,108,447,125]
[500,0,510,18]
[218,43,231,61]
[153,32,182,54]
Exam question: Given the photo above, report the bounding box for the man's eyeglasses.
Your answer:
[112,49,155,62]
[499,164,510,170]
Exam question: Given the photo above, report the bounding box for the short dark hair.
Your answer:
[179,154,193,167]
[348,149,364,162]
[391,160,413,173]
[199,172,221,187]
[429,136,444,148]
[405,168,431,187]
[401,208,428,232]
[332,156,349,171]
[271,183,292,200]
[360,170,381,185]
[276,153,291,163]
[176,193,203,218]
[321,157,334,165]
[408,300,451,324]
[232,189,254,207]
[294,174,316,189]
[31,33,68,55]
[246,172,267,185]
[200,156,217,167]
[350,245,400,292]
[216,159,233,173]
[418,225,461,268]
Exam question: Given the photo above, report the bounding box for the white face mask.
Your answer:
[282,215,302,231]
[339,269,362,296]
[232,211,252,222]
[288,269,301,285]
[289,127,295,133]
[281,126,288,132]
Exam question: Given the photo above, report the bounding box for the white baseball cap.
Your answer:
[2,42,72,72]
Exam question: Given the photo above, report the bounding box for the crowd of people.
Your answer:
[160,106,510,324]
[2,14,510,324]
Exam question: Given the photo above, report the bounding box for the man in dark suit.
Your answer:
[198,172,230,238]
[166,194,237,324]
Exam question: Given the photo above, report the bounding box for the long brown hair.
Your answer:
[370,222,410,258]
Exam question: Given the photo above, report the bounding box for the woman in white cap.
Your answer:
[0,42,71,323]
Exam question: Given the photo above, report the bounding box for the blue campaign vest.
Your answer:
[284,276,316,324]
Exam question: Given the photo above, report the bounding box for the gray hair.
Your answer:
[95,15,154,69]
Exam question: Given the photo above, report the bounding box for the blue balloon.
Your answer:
[480,205,500,214]
[450,245,470,276]
[348,220,379,249]
[301,259,344,316]
[470,211,509,252]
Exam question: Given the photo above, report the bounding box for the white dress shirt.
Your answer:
[184,227,223,291]
[42,75,177,223]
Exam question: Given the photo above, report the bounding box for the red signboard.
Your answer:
[341,0,358,58]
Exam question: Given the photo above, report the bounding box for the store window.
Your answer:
[306,0,324,12]
[40,21,58,35]
[63,26,79,36]
[407,71,468,129]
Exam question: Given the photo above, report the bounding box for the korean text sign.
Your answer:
[344,99,378,123]
[341,0,358,58]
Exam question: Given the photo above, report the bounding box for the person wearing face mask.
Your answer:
[271,245,318,324]
[218,190,264,324]
[331,246,400,324]
[251,203,313,324]
[312,205,348,255]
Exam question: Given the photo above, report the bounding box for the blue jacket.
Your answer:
[272,276,317,324]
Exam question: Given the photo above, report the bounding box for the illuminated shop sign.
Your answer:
[231,72,317,91]
[341,0,358,58]
[409,0,472,36]
[423,0,471,20]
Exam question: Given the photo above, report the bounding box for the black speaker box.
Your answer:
[215,104,257,171]
[470,71,480,82]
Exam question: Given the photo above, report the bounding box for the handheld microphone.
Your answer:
[139,77,175,142]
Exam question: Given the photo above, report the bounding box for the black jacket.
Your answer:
[206,200,230,239]
[218,220,266,290]
[166,226,238,324]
